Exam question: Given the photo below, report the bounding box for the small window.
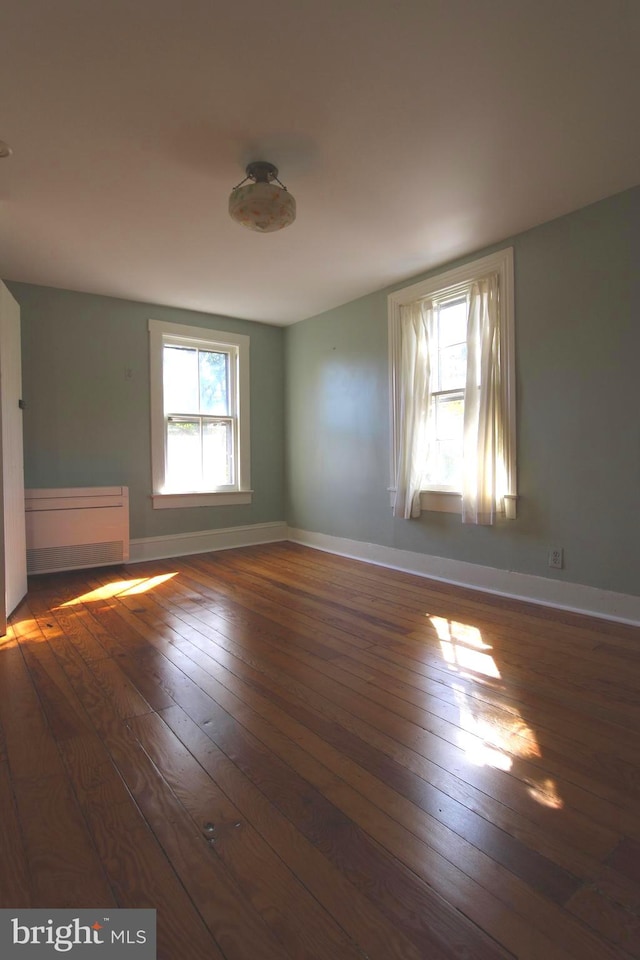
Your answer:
[149,320,251,509]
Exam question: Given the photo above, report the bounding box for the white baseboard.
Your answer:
[288,527,640,627]
[130,521,287,563]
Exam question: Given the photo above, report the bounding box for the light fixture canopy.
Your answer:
[229,161,296,233]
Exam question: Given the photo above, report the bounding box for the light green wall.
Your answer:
[285,186,640,597]
[9,285,285,540]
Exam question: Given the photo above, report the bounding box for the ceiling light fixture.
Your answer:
[228,161,296,233]
[0,140,12,159]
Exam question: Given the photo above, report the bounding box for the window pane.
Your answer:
[203,421,233,486]
[199,350,229,415]
[426,394,464,488]
[435,394,464,440]
[166,419,201,490]
[439,342,467,391]
[438,299,467,347]
[164,346,198,413]
[426,440,463,489]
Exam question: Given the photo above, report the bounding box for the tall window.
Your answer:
[425,295,468,491]
[149,320,251,509]
[388,248,516,523]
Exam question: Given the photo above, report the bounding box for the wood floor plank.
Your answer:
[101,726,290,960]
[138,551,640,797]
[330,644,640,774]
[0,628,64,781]
[216,632,636,842]
[8,612,117,908]
[133,654,506,959]
[28,591,176,714]
[129,710,372,960]
[568,885,640,958]
[195,546,633,692]
[147,606,618,868]
[160,703,512,960]
[27,596,289,960]
[161,554,373,656]
[263,638,640,831]
[10,544,640,960]
[229,540,638,744]
[267,542,639,650]
[0,760,32,907]
[324,654,640,802]
[589,863,640,915]
[130,636,625,960]
[607,838,640,885]
[254,542,638,653]
[131,620,581,900]
[17,587,225,958]
[84,582,601,891]
[12,772,117,908]
[58,733,226,960]
[75,576,508,960]
[89,560,631,881]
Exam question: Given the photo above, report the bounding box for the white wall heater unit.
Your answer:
[25,486,130,575]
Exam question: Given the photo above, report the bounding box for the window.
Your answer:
[149,320,251,508]
[425,295,468,491]
[388,248,516,522]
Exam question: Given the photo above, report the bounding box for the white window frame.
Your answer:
[388,248,517,517]
[149,319,252,509]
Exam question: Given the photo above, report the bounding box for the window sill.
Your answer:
[152,490,253,509]
[389,488,461,513]
[420,490,463,513]
[389,489,517,518]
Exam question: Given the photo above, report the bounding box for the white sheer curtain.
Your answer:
[462,273,506,524]
[393,299,434,518]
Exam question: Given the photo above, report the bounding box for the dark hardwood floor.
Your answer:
[2,542,640,959]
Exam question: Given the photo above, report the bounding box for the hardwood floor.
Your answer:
[3,542,640,959]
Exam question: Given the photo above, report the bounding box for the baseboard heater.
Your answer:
[25,486,130,575]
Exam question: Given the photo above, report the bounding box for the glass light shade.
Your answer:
[229,181,296,232]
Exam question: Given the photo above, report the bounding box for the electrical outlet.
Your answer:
[548,547,563,570]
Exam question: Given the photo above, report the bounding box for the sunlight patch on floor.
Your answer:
[429,614,563,807]
[0,622,22,648]
[431,615,501,678]
[58,573,177,607]
[525,776,564,809]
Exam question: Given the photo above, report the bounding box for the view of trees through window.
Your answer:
[163,344,233,491]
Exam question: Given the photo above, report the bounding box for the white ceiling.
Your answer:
[1,1,638,325]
